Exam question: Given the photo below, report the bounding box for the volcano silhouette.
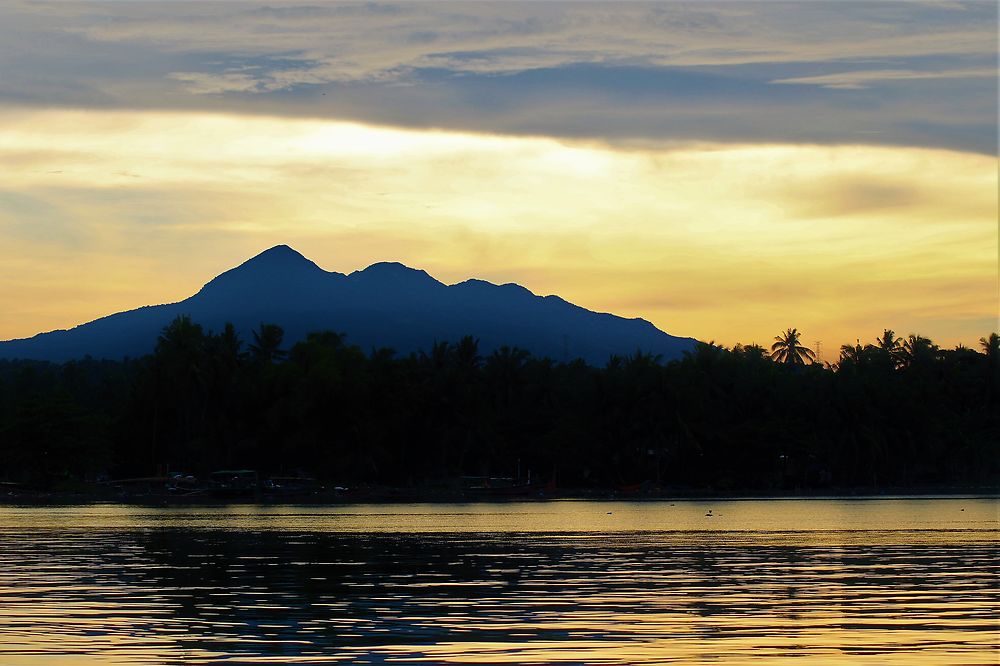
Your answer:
[0,245,697,364]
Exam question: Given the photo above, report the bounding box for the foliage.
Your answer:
[0,319,996,491]
[770,328,816,365]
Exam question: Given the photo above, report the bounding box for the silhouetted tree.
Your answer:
[838,340,865,367]
[453,336,482,372]
[249,324,286,363]
[770,328,816,365]
[980,332,999,363]
[1,320,997,492]
[733,343,768,362]
[900,334,937,368]
[875,329,902,354]
[874,329,904,368]
[980,332,1000,403]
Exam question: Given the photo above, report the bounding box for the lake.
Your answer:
[0,498,996,664]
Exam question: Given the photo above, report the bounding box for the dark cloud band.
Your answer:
[0,1,996,153]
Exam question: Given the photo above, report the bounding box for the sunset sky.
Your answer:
[1,1,996,357]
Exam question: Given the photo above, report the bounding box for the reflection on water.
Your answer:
[0,499,996,665]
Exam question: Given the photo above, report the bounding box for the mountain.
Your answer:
[0,245,697,364]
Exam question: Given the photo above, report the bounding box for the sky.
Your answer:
[0,1,996,357]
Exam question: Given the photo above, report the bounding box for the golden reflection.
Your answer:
[0,500,996,665]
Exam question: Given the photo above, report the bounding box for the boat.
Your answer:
[463,476,555,498]
[209,469,259,499]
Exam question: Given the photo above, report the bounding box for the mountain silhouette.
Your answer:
[0,245,697,364]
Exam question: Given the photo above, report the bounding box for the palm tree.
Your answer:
[875,329,901,353]
[733,343,768,361]
[156,315,205,357]
[981,332,1000,387]
[980,332,999,362]
[770,328,816,365]
[875,329,903,368]
[214,322,242,366]
[249,323,286,363]
[453,336,482,371]
[865,328,903,369]
[982,333,1000,405]
[899,334,937,368]
[839,340,865,367]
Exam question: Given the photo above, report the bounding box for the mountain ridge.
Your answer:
[0,245,697,364]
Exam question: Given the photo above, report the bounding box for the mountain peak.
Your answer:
[0,245,698,364]
[247,244,311,266]
[196,244,329,297]
[224,244,323,274]
[349,261,443,287]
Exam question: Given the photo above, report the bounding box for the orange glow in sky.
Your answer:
[0,109,995,354]
[0,1,996,355]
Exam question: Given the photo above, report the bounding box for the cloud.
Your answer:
[0,109,994,348]
[772,67,997,89]
[0,1,995,153]
[168,70,264,95]
[47,2,995,72]
[0,4,995,348]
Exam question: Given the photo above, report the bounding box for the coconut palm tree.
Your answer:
[249,323,286,363]
[898,334,938,369]
[981,332,1000,407]
[980,332,999,361]
[874,329,904,368]
[733,343,768,361]
[156,315,205,358]
[875,329,901,353]
[453,335,482,372]
[981,332,1000,389]
[770,328,816,365]
[839,340,865,367]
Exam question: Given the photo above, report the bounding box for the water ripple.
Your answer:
[0,498,996,664]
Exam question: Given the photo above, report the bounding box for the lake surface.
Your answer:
[0,498,996,665]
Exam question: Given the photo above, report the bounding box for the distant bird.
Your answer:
[706,509,713,517]
[606,511,613,515]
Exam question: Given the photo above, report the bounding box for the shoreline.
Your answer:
[1,486,996,506]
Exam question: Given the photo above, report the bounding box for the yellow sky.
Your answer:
[0,109,996,356]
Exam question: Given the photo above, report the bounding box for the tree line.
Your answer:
[0,318,997,492]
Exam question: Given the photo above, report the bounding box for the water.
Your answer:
[0,498,996,665]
